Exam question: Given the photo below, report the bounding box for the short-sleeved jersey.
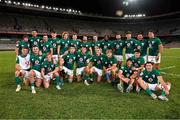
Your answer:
[59,39,69,55]
[76,52,91,68]
[148,37,162,56]
[90,54,105,69]
[130,56,145,68]
[112,39,125,55]
[91,41,102,55]
[49,38,60,55]
[125,38,137,54]
[68,39,80,49]
[62,53,76,70]
[16,40,30,55]
[140,69,161,84]
[103,56,117,68]
[29,36,42,49]
[30,54,43,72]
[41,59,58,75]
[16,54,30,70]
[136,39,148,56]
[120,65,133,78]
[40,41,53,55]
[101,40,113,54]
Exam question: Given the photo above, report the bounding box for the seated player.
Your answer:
[127,49,145,93]
[117,58,134,93]
[76,46,91,85]
[60,46,76,83]
[86,48,105,83]
[15,47,30,92]
[137,62,171,101]
[29,46,43,94]
[41,53,62,90]
[103,49,117,83]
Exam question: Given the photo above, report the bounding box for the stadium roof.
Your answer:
[11,0,180,16]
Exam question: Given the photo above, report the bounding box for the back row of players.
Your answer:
[15,30,171,101]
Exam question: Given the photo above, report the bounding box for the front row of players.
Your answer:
[15,46,171,101]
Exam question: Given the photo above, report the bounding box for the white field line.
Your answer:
[161,71,180,77]
[160,66,176,70]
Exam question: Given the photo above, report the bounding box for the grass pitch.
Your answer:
[0,49,180,119]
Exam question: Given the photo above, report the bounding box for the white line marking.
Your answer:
[161,71,180,77]
[160,66,176,70]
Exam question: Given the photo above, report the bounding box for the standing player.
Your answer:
[69,33,80,51]
[112,34,125,68]
[101,35,112,54]
[103,49,117,83]
[76,46,91,83]
[80,35,93,55]
[40,35,53,57]
[137,62,171,101]
[117,58,134,93]
[91,35,101,55]
[136,33,148,62]
[15,35,30,56]
[60,46,76,83]
[29,46,43,93]
[59,32,70,57]
[124,31,138,60]
[49,31,60,62]
[41,54,62,89]
[148,31,163,69]
[29,30,42,51]
[15,47,30,92]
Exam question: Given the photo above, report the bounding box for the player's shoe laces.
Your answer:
[150,93,157,100]
[126,84,133,93]
[15,85,21,92]
[84,80,90,86]
[158,95,169,101]
[56,85,61,90]
[117,83,124,93]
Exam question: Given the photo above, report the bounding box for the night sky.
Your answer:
[16,0,180,16]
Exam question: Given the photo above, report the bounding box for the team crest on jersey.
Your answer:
[53,43,56,47]
[131,41,133,44]
[97,60,101,64]
[152,74,155,78]
[104,46,107,48]
[35,60,39,64]
[65,44,68,47]
[69,59,73,63]
[25,61,30,66]
[116,45,120,48]
[127,43,130,47]
[148,78,153,82]
[137,46,141,49]
[141,43,144,46]
[80,58,83,62]
[34,41,37,45]
[43,46,46,50]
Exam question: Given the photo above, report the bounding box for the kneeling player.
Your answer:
[60,46,76,83]
[86,48,105,83]
[137,62,171,101]
[41,54,62,89]
[15,47,30,92]
[103,49,117,83]
[117,58,134,93]
[29,46,43,94]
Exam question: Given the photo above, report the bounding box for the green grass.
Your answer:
[0,49,180,119]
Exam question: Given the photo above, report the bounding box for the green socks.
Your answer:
[15,77,21,85]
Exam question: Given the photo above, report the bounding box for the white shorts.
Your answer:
[143,81,162,91]
[44,73,53,81]
[52,55,58,62]
[20,70,30,79]
[125,54,134,60]
[92,66,103,76]
[142,55,147,63]
[63,66,74,76]
[76,67,85,76]
[114,55,123,61]
[31,69,42,79]
[148,55,161,64]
